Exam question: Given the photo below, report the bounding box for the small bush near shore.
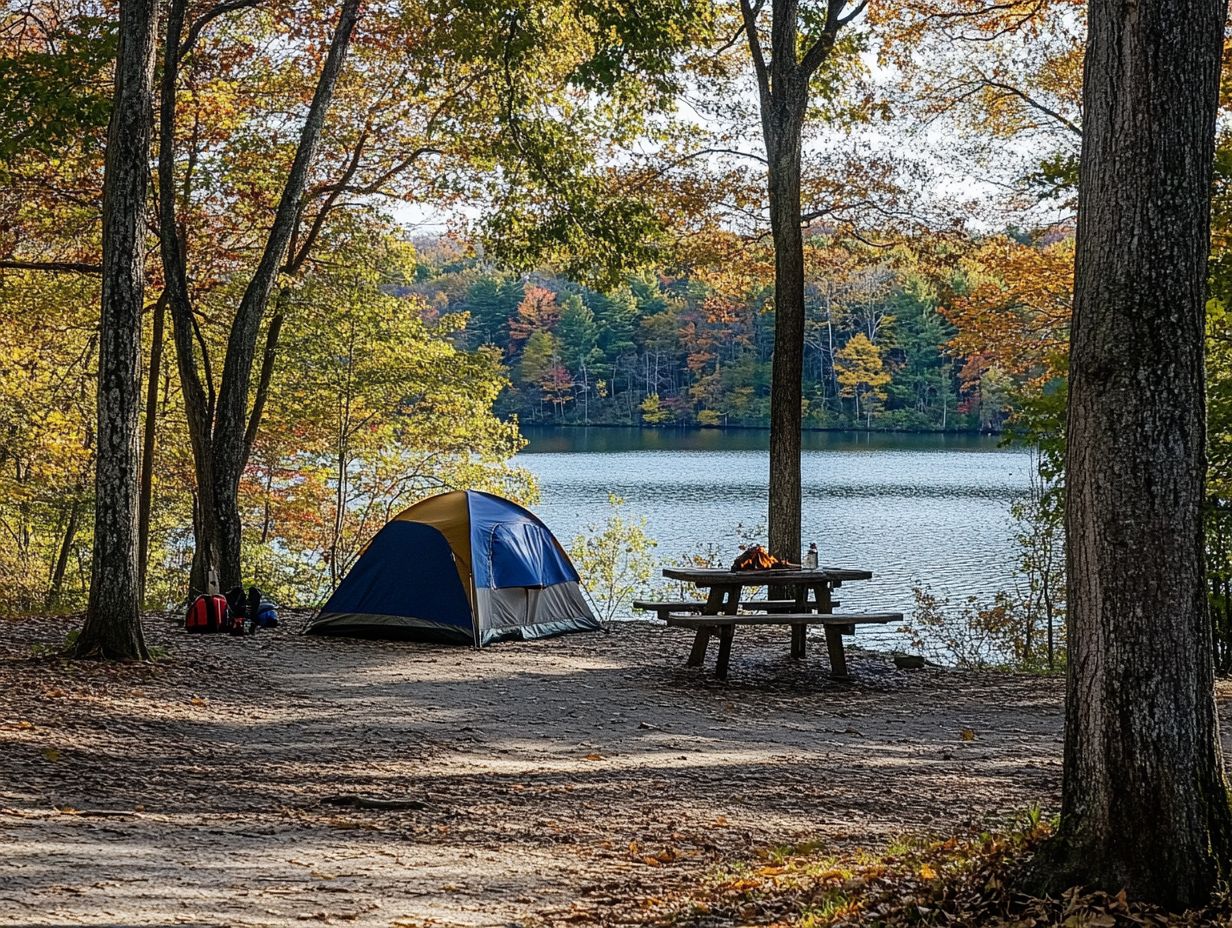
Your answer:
[630,815,1231,927]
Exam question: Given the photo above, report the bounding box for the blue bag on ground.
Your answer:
[255,599,279,628]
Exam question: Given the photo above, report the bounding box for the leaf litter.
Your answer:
[0,613,1226,927]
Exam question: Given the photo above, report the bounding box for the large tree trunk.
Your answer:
[72,0,157,660]
[765,88,806,563]
[1034,0,1232,907]
[740,0,859,564]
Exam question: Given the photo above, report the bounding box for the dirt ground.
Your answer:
[0,613,1152,927]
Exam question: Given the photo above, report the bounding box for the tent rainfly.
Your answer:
[305,490,600,646]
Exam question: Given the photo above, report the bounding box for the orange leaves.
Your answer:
[942,235,1073,393]
[872,0,1085,58]
[508,285,561,350]
[627,839,683,868]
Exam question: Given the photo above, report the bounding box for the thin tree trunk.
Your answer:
[159,0,218,598]
[72,0,157,660]
[207,0,359,589]
[161,0,361,591]
[1032,0,1232,906]
[46,499,81,611]
[137,291,166,596]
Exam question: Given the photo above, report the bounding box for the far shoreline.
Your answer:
[514,420,1010,438]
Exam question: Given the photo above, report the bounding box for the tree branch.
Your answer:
[0,259,100,274]
[214,0,361,486]
[836,0,868,29]
[980,77,1082,136]
[286,127,370,274]
[801,0,860,77]
[739,0,770,106]
[243,303,284,463]
[179,0,264,59]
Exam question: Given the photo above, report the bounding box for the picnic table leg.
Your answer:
[824,626,850,681]
[813,584,850,679]
[790,623,806,658]
[813,584,833,612]
[687,584,741,670]
[715,624,735,679]
[687,630,711,666]
[786,584,810,658]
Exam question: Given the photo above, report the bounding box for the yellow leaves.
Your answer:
[190,696,209,707]
[835,333,891,405]
[40,747,61,762]
[918,863,938,880]
[960,728,976,742]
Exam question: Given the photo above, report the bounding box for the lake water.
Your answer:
[517,427,1035,644]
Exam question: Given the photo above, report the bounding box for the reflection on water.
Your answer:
[517,427,1034,646]
[522,426,1008,455]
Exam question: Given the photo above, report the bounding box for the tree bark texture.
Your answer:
[72,0,157,660]
[160,0,360,593]
[137,291,166,596]
[765,86,807,564]
[741,0,858,564]
[1041,0,1232,906]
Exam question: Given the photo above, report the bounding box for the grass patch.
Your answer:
[633,815,1232,927]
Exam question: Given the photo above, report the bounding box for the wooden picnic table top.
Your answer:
[661,566,874,585]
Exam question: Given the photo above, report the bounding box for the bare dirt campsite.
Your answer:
[0,614,1114,927]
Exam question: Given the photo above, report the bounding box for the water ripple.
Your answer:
[516,429,1034,618]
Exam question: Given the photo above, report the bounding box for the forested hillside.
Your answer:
[406,235,1049,432]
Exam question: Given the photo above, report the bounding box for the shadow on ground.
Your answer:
[0,614,1095,927]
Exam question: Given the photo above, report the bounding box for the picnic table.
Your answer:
[640,566,901,681]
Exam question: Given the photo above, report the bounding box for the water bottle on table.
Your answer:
[805,542,818,569]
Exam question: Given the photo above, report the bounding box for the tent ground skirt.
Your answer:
[307,613,473,644]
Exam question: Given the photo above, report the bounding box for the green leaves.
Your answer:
[0,14,116,165]
[566,0,716,100]
[243,224,534,601]
[570,494,658,623]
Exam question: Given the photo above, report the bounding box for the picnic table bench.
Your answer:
[647,566,902,681]
[631,598,838,620]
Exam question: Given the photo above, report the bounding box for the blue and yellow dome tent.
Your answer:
[305,490,600,645]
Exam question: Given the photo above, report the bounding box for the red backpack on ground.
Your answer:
[186,594,233,633]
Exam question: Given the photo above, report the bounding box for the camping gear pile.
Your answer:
[731,545,795,571]
[186,585,278,635]
[305,489,599,645]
